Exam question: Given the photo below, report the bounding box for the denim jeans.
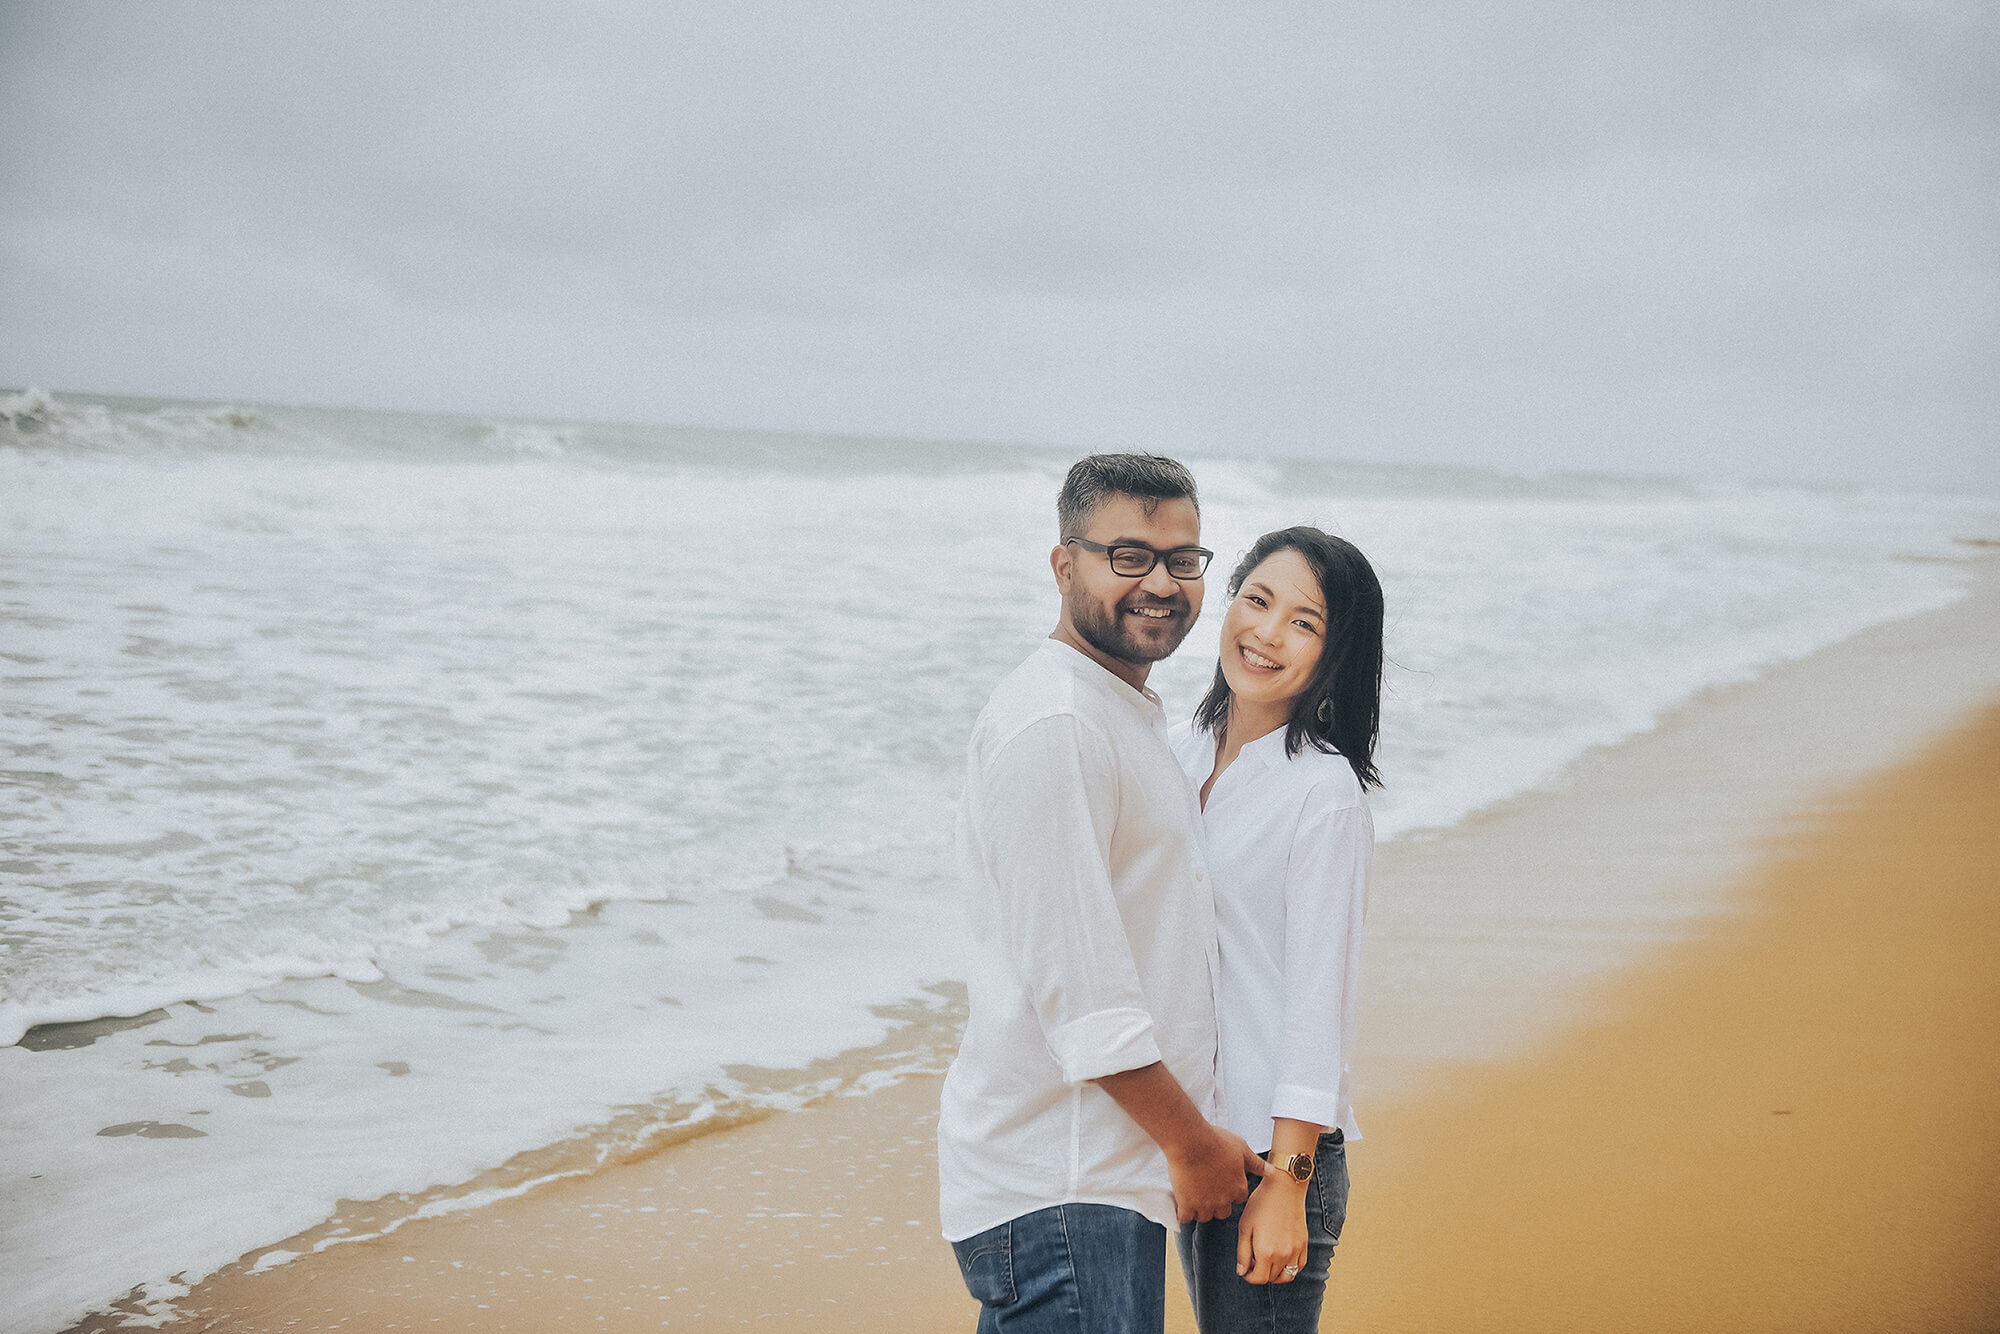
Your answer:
[951,1202,1167,1334]
[1175,1131,1348,1334]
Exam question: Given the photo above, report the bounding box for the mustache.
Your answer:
[1121,591,1187,612]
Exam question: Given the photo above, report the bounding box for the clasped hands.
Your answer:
[1167,1125,1309,1285]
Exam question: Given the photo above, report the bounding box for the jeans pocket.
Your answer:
[1312,1140,1349,1246]
[952,1222,1018,1307]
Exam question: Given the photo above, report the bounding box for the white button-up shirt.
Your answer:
[938,640,1222,1241]
[1170,721,1370,1151]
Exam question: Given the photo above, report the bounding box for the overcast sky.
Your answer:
[2,1,1993,485]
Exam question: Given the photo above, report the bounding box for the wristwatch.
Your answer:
[1271,1151,1314,1184]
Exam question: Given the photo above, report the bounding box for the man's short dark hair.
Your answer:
[1056,453,1200,541]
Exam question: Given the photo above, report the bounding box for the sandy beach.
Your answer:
[69,559,2000,1333]
[1333,698,2000,1332]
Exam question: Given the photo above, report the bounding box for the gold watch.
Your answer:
[1272,1151,1314,1184]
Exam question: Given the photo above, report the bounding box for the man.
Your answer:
[938,453,1269,1333]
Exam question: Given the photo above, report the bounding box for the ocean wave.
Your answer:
[472,420,570,458]
[0,388,294,457]
[1,385,57,426]
[0,390,1066,474]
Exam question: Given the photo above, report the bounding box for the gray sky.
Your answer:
[2,0,1994,485]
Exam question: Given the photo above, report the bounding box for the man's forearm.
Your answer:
[1092,1061,1211,1155]
[1093,1060,1269,1223]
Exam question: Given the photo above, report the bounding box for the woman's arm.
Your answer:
[1236,1115,1325,1283]
[1271,798,1371,1132]
[1241,790,1373,1282]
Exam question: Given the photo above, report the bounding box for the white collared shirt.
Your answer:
[938,640,1222,1241]
[1170,720,1370,1151]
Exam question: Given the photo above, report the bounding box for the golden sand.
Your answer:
[1322,701,2000,1333]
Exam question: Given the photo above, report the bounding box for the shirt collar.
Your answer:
[1236,721,1292,769]
[1041,638,1165,717]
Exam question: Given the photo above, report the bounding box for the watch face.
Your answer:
[1284,1153,1313,1183]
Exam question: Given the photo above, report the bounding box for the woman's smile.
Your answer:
[1238,645,1282,671]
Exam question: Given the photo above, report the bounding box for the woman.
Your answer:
[1170,525,1383,1333]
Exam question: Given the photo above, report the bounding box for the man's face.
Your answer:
[1054,494,1205,668]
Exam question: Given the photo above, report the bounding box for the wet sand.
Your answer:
[103,561,2000,1333]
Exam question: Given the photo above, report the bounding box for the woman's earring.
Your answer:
[1316,698,1333,724]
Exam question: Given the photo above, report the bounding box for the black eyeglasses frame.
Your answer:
[1064,537,1215,580]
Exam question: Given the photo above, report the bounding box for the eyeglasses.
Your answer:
[1065,537,1214,580]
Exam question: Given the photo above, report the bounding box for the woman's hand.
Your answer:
[1235,1172,1310,1284]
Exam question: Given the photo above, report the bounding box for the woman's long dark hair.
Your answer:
[1193,526,1384,789]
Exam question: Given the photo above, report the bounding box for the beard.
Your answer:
[1069,587,1196,665]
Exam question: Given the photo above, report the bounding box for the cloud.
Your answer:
[1,0,1993,484]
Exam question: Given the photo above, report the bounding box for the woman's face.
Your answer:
[1219,547,1326,714]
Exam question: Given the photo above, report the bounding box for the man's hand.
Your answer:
[1165,1123,1271,1224]
[1091,1062,1275,1223]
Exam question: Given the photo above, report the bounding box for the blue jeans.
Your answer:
[951,1203,1166,1334]
[1175,1131,1348,1334]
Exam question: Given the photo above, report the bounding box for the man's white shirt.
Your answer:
[937,639,1222,1241]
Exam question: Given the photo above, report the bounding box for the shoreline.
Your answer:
[45,557,2000,1332]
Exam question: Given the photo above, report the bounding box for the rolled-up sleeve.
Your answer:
[1271,797,1371,1128]
[975,713,1163,1084]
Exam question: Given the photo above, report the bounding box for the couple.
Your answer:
[937,453,1383,1333]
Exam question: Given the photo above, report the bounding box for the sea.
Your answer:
[2,387,1993,1332]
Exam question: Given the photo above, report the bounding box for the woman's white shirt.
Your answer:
[1169,720,1371,1152]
